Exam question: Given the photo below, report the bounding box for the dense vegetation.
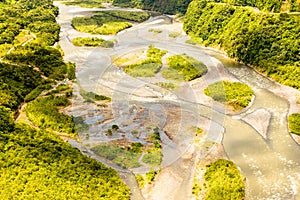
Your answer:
[25,95,77,135]
[92,143,142,168]
[123,45,167,77]
[184,1,300,90]
[288,113,300,135]
[163,54,207,81]
[72,37,114,48]
[204,81,254,110]
[72,10,149,35]
[204,159,245,200]
[112,0,192,14]
[102,10,150,23]
[61,0,112,8]
[0,123,130,199]
[0,0,130,198]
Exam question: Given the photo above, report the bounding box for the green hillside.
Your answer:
[113,0,192,14]
[184,0,300,89]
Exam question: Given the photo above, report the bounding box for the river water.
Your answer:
[55,2,300,199]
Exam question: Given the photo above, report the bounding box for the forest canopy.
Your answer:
[184,0,300,90]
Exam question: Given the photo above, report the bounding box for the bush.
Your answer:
[204,159,245,200]
[123,45,167,77]
[92,143,142,168]
[204,81,254,110]
[72,37,114,48]
[72,11,138,35]
[288,113,300,135]
[164,54,207,81]
[102,10,150,22]
[142,148,162,167]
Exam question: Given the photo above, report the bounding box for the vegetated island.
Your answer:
[72,10,150,35]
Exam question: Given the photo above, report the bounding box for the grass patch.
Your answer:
[61,0,111,8]
[80,89,111,102]
[204,159,245,200]
[123,45,167,77]
[164,54,207,81]
[204,81,254,110]
[161,67,185,82]
[91,143,142,168]
[72,37,114,48]
[72,10,149,35]
[101,10,150,23]
[148,28,162,33]
[142,148,162,167]
[169,31,180,38]
[72,12,132,35]
[288,113,300,135]
[155,82,178,90]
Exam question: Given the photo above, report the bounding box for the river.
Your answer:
[55,2,300,199]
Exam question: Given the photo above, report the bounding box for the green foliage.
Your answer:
[155,82,178,90]
[0,106,14,132]
[145,169,159,184]
[204,81,254,110]
[25,95,77,135]
[0,62,42,109]
[142,148,162,167]
[72,37,114,48]
[92,143,142,168]
[66,62,76,80]
[184,1,300,89]
[123,45,167,77]
[73,116,89,133]
[164,54,207,81]
[113,0,192,14]
[24,84,51,102]
[136,174,145,188]
[0,123,130,199]
[204,159,245,200]
[5,45,68,80]
[72,12,136,35]
[80,89,111,102]
[128,142,143,153]
[62,0,112,8]
[102,10,150,22]
[288,113,300,135]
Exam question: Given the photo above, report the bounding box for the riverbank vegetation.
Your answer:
[112,0,192,14]
[162,54,207,81]
[204,81,254,110]
[72,37,114,47]
[288,113,300,135]
[72,10,149,35]
[61,0,112,8]
[184,1,300,90]
[203,159,245,200]
[123,45,167,77]
[0,0,130,198]
[92,143,142,168]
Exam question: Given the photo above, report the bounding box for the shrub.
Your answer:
[204,81,254,110]
[288,113,300,135]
